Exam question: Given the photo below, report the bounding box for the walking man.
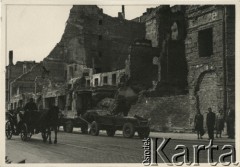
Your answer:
[206,107,216,140]
[215,109,224,138]
[194,110,204,139]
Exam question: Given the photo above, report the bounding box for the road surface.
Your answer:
[6,130,235,164]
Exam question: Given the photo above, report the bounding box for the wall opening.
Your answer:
[112,74,116,85]
[198,28,213,57]
[86,80,90,87]
[94,78,99,86]
[194,71,218,128]
[103,76,108,85]
[69,66,73,78]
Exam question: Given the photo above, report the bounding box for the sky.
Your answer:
[6,5,158,65]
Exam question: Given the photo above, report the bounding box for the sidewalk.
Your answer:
[149,132,235,143]
[71,127,235,143]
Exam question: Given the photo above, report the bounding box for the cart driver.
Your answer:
[23,98,38,134]
[24,98,38,112]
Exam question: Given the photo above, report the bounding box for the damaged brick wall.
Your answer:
[45,5,145,82]
[10,63,44,105]
[6,59,37,102]
[133,5,171,48]
[96,13,145,72]
[129,95,190,132]
[43,59,66,82]
[126,40,159,92]
[134,5,188,95]
[185,5,235,125]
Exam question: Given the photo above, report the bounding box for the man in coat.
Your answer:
[194,110,204,139]
[24,98,37,112]
[206,107,216,140]
[23,98,38,134]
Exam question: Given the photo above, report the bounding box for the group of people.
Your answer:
[194,107,235,140]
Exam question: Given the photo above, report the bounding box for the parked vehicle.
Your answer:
[61,90,92,134]
[85,110,150,138]
[61,89,150,138]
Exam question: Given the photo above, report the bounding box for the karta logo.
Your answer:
[142,138,238,166]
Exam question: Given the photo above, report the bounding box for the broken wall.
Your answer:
[45,5,145,81]
[126,40,159,92]
[130,95,190,132]
[185,5,235,126]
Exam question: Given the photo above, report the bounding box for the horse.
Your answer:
[22,106,60,144]
[38,106,60,144]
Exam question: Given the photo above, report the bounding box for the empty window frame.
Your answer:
[86,80,90,87]
[112,74,116,85]
[198,28,213,57]
[103,76,108,85]
[69,66,74,78]
[94,78,99,86]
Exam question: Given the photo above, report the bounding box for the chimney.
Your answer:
[122,5,125,19]
[9,50,13,65]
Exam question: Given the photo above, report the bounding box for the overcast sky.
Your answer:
[6,5,158,64]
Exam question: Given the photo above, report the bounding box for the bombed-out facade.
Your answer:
[6,5,235,131]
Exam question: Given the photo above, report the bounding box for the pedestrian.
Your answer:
[215,109,224,138]
[194,110,204,139]
[206,107,216,140]
[227,108,235,139]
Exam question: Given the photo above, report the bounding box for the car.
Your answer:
[84,110,150,138]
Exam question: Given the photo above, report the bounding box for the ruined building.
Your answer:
[131,5,235,131]
[6,5,235,131]
[5,51,39,109]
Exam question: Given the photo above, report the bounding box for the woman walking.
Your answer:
[194,110,204,139]
[215,109,224,138]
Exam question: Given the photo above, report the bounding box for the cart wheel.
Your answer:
[90,121,99,136]
[63,125,67,132]
[106,129,116,137]
[5,121,13,139]
[42,132,49,142]
[123,123,135,138]
[138,127,150,139]
[20,124,28,141]
[27,132,32,140]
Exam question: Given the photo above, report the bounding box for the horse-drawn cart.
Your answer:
[5,111,31,141]
[5,110,49,142]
